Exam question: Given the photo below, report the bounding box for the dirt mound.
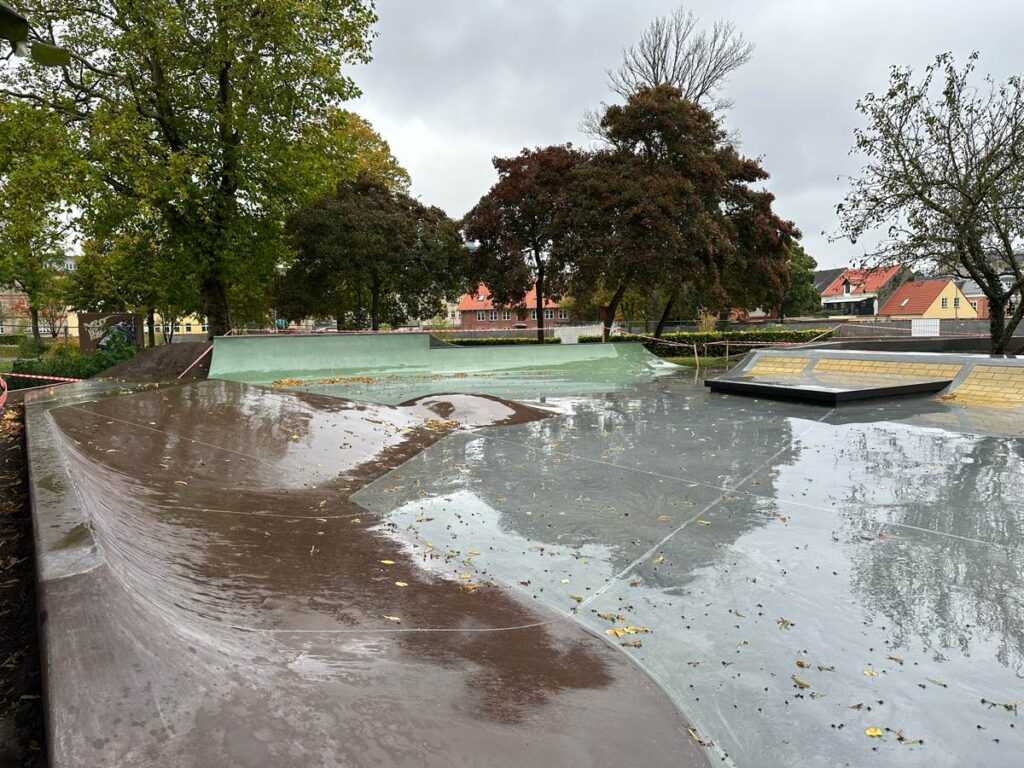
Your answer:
[98,342,211,382]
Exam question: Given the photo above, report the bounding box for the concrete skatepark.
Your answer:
[23,334,1024,766]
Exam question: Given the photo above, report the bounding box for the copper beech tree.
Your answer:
[556,86,798,340]
[461,145,586,342]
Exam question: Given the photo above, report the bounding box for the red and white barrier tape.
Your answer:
[1,371,85,383]
[177,344,213,379]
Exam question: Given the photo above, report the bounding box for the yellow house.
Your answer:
[877,279,978,319]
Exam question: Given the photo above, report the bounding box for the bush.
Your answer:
[6,342,137,390]
[16,335,48,358]
[444,336,562,346]
[579,328,833,357]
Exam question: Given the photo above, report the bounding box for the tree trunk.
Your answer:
[654,295,675,339]
[30,307,40,341]
[147,307,156,347]
[990,297,1007,355]
[602,282,629,342]
[201,275,232,339]
[535,264,545,343]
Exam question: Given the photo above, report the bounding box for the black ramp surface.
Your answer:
[28,381,707,767]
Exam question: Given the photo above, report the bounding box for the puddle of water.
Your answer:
[354,375,1024,768]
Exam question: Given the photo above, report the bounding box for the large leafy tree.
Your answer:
[1,0,377,337]
[0,100,83,339]
[557,86,797,340]
[462,145,586,342]
[779,243,819,318]
[836,53,1024,354]
[280,174,467,330]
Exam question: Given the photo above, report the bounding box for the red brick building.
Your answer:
[456,283,574,330]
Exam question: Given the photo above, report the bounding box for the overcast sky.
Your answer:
[352,0,1024,269]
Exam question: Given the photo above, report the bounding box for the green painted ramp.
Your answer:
[208,333,674,403]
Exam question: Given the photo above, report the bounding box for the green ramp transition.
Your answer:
[208,333,675,403]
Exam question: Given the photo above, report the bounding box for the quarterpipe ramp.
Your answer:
[207,332,674,403]
[25,380,706,768]
[706,348,1024,407]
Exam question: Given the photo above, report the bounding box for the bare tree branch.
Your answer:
[608,8,754,110]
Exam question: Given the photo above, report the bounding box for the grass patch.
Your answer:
[663,356,736,369]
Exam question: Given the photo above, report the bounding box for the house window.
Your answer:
[844,281,851,295]
[941,297,948,309]
[502,310,511,320]
[201,323,209,333]
[558,309,569,320]
[476,311,486,321]
[489,310,498,321]
[184,323,193,333]
[544,308,554,320]
[531,309,537,319]
[971,301,978,310]
[953,297,960,309]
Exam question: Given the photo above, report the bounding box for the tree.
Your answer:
[608,8,754,110]
[0,100,81,339]
[1,0,377,337]
[836,53,1024,354]
[462,145,586,343]
[779,243,819,318]
[557,86,797,340]
[280,174,468,330]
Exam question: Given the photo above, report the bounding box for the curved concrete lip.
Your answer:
[26,380,709,767]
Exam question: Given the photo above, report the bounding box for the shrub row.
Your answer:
[443,336,561,346]
[579,328,833,357]
[6,344,137,390]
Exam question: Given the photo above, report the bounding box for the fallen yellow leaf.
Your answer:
[792,675,811,689]
[865,727,884,738]
[395,581,408,587]
[569,594,584,602]
[383,616,401,623]
[696,520,711,526]
[863,669,879,677]
[380,560,395,565]
[652,556,665,565]
[458,573,472,580]
[796,659,810,668]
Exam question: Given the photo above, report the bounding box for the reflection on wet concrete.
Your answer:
[355,375,1024,767]
[35,381,704,767]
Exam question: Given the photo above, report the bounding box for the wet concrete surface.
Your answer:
[28,380,706,767]
[353,375,1024,767]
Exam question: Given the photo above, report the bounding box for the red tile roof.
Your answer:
[821,265,903,297]
[878,279,951,316]
[457,283,560,311]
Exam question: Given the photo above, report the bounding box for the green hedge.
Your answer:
[579,328,832,357]
[444,336,561,346]
[6,344,137,390]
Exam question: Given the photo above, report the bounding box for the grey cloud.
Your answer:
[353,0,1024,268]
